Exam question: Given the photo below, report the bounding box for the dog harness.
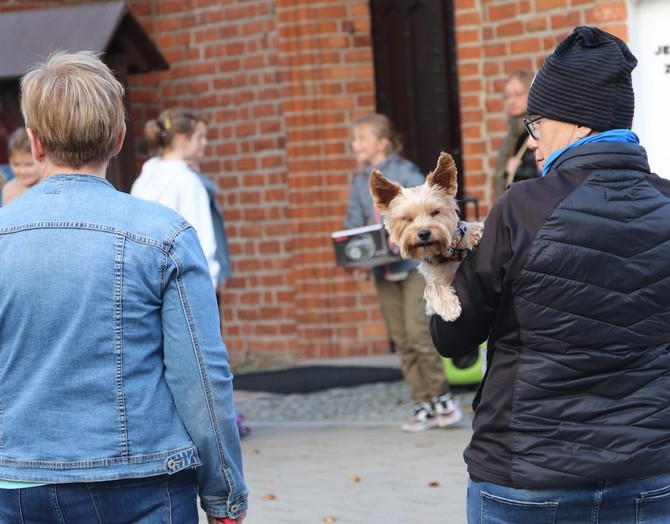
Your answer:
[424,221,471,264]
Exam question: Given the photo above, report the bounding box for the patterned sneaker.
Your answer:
[432,394,463,428]
[401,403,438,432]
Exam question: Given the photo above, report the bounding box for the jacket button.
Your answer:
[230,504,240,513]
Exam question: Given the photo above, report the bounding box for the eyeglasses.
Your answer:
[523,116,544,140]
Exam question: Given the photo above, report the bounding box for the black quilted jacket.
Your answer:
[431,141,670,489]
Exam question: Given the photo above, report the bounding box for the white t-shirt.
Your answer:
[131,157,220,287]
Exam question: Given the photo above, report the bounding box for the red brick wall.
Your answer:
[124,0,384,360]
[0,0,629,360]
[126,0,297,359]
[274,1,388,358]
[454,0,629,216]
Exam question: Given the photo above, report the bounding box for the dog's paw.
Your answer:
[434,298,462,321]
[465,221,485,250]
[424,282,462,321]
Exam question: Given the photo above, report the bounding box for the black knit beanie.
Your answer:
[527,26,637,131]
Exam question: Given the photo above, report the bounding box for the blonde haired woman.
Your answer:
[0,51,247,523]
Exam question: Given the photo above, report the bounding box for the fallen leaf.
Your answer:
[262,493,276,501]
[348,474,361,483]
[323,517,337,523]
[428,479,440,487]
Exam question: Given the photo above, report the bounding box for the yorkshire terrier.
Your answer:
[369,152,484,321]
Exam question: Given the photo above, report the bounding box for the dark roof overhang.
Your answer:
[0,1,168,81]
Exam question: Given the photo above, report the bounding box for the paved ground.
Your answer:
[199,355,475,524]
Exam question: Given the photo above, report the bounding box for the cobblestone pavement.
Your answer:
[198,367,476,524]
[232,354,477,425]
[235,380,448,425]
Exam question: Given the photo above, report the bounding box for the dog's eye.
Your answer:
[403,216,412,223]
[430,210,440,217]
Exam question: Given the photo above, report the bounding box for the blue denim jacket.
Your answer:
[0,175,247,518]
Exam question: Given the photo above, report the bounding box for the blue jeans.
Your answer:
[0,470,198,523]
[467,474,670,523]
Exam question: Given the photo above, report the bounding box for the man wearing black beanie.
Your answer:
[431,26,670,523]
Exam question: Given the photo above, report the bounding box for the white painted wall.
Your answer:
[629,0,670,178]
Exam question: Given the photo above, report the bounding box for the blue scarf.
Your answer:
[542,129,639,176]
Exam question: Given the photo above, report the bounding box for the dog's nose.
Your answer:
[418,229,431,241]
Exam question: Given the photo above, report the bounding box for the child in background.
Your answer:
[2,127,42,206]
[344,113,462,432]
[132,108,247,439]
[131,108,220,289]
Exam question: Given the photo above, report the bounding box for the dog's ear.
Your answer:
[369,169,402,212]
[426,152,458,197]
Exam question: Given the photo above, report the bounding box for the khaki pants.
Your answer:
[375,270,449,404]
